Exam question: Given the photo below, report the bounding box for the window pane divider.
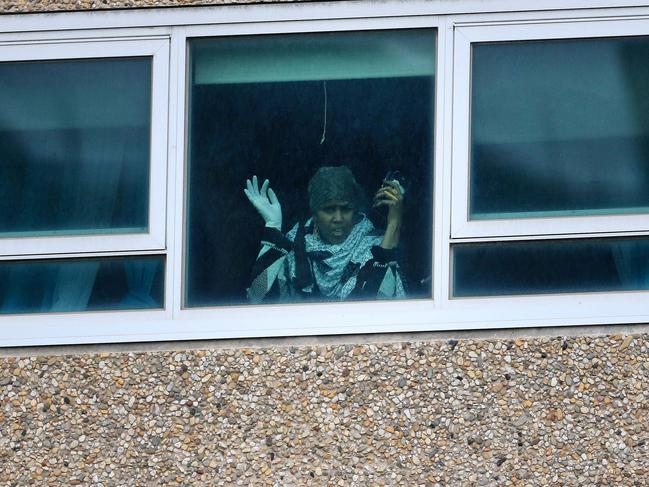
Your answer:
[450,230,649,243]
[434,15,454,307]
[0,249,167,262]
[169,26,187,322]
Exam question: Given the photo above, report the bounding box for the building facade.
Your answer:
[1,0,648,485]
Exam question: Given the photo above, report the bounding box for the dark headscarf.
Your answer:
[307,166,366,213]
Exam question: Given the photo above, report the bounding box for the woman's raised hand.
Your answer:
[373,179,404,226]
[244,175,283,230]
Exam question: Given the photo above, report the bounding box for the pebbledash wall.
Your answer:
[2,331,649,486]
[2,1,649,486]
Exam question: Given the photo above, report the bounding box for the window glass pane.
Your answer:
[470,37,649,219]
[0,57,151,236]
[185,29,435,306]
[0,255,164,314]
[453,238,649,297]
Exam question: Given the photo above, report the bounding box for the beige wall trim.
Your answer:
[1,322,647,357]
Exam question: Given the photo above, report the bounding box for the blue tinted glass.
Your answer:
[0,256,164,314]
[0,57,151,236]
[471,37,649,219]
[186,30,436,306]
[453,238,649,297]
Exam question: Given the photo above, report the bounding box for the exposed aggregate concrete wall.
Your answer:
[0,0,296,14]
[1,334,648,485]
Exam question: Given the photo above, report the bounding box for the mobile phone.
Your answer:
[383,170,406,194]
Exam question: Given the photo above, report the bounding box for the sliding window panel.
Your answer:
[452,20,649,238]
[0,255,164,314]
[0,39,168,255]
[453,237,649,297]
[184,29,436,307]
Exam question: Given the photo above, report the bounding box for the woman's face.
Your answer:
[314,200,355,244]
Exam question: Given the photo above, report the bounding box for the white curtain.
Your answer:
[49,129,124,311]
[121,259,160,308]
[613,241,649,289]
[1,129,126,313]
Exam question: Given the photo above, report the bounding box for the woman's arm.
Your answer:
[244,176,291,303]
[352,246,406,299]
[373,180,404,250]
[247,227,293,303]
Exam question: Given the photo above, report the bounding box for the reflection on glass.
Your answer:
[0,57,151,236]
[453,238,649,297]
[0,256,164,314]
[470,37,649,219]
[186,29,436,306]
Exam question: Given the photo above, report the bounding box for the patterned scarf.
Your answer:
[286,215,381,299]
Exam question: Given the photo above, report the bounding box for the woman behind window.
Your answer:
[244,166,406,303]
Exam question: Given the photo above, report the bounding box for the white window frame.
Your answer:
[172,16,446,325]
[0,2,649,346]
[0,36,169,256]
[451,17,649,239]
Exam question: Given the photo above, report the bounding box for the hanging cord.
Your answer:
[320,80,327,145]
